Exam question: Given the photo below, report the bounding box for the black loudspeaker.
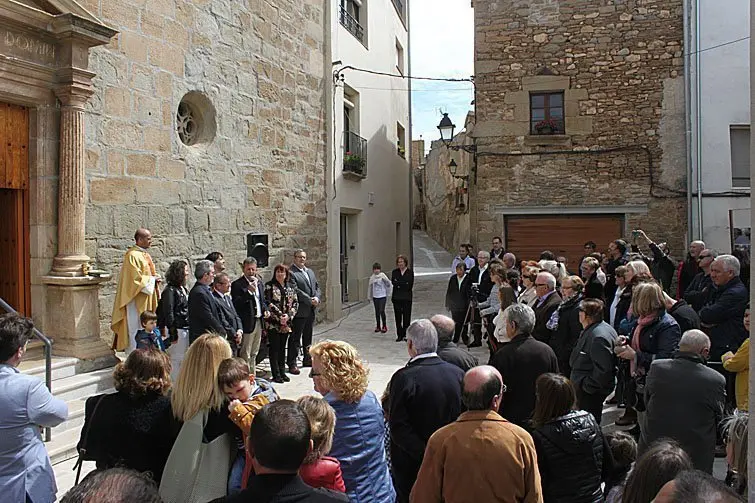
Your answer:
[247,233,269,268]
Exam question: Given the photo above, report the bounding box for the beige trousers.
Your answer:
[240,321,263,374]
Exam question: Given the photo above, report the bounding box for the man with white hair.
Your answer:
[489,304,559,427]
[387,319,464,503]
[640,330,725,473]
[678,239,705,298]
[502,252,517,271]
[699,254,748,361]
[466,250,494,348]
[532,271,562,345]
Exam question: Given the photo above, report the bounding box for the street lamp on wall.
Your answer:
[447,159,468,181]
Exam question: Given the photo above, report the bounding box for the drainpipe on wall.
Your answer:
[694,0,704,240]
[683,0,694,245]
[323,0,338,321]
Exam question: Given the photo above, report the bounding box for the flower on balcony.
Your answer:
[344,151,365,171]
[397,145,406,157]
[534,118,562,134]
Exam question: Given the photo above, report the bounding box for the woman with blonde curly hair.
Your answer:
[76,349,177,483]
[309,340,394,501]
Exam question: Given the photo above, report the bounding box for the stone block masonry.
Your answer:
[472,0,688,257]
[81,0,327,342]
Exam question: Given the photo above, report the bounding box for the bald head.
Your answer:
[462,365,503,411]
[430,314,455,347]
[134,228,152,248]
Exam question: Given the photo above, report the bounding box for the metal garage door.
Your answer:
[505,215,624,272]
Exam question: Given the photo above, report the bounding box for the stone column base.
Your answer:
[50,254,91,277]
[41,274,117,367]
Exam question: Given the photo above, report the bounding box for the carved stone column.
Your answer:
[50,86,90,276]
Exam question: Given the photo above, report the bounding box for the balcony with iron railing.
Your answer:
[391,0,405,20]
[343,131,367,180]
[339,5,364,43]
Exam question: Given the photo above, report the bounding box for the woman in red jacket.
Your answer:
[296,395,346,492]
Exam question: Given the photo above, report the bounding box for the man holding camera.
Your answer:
[466,251,493,348]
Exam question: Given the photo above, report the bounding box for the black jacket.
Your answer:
[550,294,583,377]
[437,341,479,372]
[445,274,470,311]
[678,255,700,299]
[188,282,226,343]
[648,243,676,294]
[699,277,749,359]
[533,292,562,345]
[466,265,494,303]
[532,410,608,503]
[391,267,415,302]
[157,285,188,334]
[570,321,617,397]
[613,284,633,333]
[231,276,268,333]
[668,299,701,335]
[627,312,682,375]
[604,256,628,308]
[211,474,349,503]
[641,353,726,473]
[77,392,179,484]
[582,273,604,303]
[387,356,464,501]
[684,271,714,311]
[489,332,559,427]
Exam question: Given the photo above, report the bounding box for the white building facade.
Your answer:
[688,0,751,253]
[325,0,412,317]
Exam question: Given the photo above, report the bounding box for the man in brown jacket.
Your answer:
[410,366,543,503]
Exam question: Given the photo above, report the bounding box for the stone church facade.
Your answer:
[470,0,688,270]
[0,0,326,359]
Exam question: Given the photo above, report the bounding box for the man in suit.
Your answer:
[231,257,270,374]
[212,272,243,354]
[289,249,321,373]
[0,313,68,503]
[490,236,505,261]
[490,303,559,427]
[467,250,494,348]
[431,314,478,372]
[411,366,543,503]
[532,272,562,345]
[387,319,464,503]
[211,400,348,503]
[188,259,226,344]
[640,330,725,474]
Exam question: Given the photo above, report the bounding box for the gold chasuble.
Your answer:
[110,246,159,350]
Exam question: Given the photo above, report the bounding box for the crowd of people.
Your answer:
[0,226,752,502]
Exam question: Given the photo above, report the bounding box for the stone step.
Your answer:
[17,356,78,382]
[47,428,83,466]
[51,368,114,403]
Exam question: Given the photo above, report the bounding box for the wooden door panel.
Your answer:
[505,215,624,272]
[0,103,29,190]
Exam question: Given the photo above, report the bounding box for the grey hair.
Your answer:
[194,259,214,280]
[626,260,651,277]
[678,329,710,354]
[407,319,438,355]
[691,240,706,248]
[503,252,516,263]
[502,303,536,335]
[293,248,306,257]
[242,257,257,267]
[429,315,455,346]
[703,249,719,259]
[714,254,741,277]
[722,411,749,494]
[537,271,556,290]
[477,250,490,260]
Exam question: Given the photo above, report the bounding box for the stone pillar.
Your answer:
[50,88,90,277]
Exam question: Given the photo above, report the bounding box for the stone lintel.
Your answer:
[522,75,570,91]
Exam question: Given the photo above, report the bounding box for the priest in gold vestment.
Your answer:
[111,228,160,352]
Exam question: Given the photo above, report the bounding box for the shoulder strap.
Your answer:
[73,394,107,484]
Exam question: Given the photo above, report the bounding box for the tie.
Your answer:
[225,296,231,308]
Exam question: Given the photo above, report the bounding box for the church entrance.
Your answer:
[0,102,31,315]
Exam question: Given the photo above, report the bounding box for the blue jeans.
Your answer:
[228,450,246,494]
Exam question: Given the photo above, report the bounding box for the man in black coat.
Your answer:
[700,255,749,360]
[677,240,705,299]
[289,249,321,372]
[466,251,494,347]
[489,304,559,427]
[187,259,225,344]
[683,249,716,311]
[664,293,701,335]
[569,298,617,425]
[532,272,562,345]
[640,330,725,474]
[445,264,471,344]
[212,272,243,354]
[431,314,479,372]
[387,319,464,503]
[211,401,348,503]
[231,257,269,374]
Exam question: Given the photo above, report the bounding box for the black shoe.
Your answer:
[273,376,285,384]
[396,336,405,342]
[288,365,300,375]
[468,341,482,348]
[302,358,312,368]
[281,374,290,382]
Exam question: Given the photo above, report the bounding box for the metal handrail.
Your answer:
[0,297,53,442]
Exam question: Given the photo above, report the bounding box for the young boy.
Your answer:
[134,311,171,351]
[218,357,279,493]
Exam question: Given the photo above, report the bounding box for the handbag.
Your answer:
[73,394,107,485]
[159,408,233,503]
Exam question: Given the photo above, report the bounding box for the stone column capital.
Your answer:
[54,67,96,109]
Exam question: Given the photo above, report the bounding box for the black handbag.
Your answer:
[72,394,106,485]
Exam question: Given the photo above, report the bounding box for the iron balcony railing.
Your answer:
[0,297,53,442]
[392,0,404,19]
[343,131,367,178]
[339,5,364,43]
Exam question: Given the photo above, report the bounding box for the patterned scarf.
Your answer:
[630,313,656,376]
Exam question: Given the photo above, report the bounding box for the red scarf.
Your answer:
[630,314,656,376]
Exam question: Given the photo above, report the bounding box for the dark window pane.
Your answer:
[531,94,545,108]
[531,109,545,121]
[549,93,564,107]
[550,107,564,118]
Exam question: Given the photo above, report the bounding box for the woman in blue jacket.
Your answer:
[309,340,395,502]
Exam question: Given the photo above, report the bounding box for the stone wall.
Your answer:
[473,0,688,256]
[77,0,327,340]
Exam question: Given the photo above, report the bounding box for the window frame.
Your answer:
[529,91,565,135]
[730,125,751,188]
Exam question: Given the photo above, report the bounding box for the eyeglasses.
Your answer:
[697,255,711,261]
[535,283,548,287]
[309,370,321,378]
